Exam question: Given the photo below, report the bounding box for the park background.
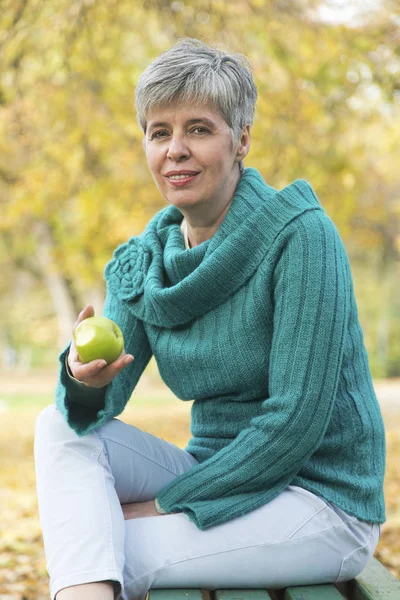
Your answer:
[0,0,399,597]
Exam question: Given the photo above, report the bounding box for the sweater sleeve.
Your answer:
[55,283,153,436]
[155,212,350,530]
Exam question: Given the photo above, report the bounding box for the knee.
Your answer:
[34,404,76,449]
[34,403,104,463]
[35,404,63,435]
[34,404,69,467]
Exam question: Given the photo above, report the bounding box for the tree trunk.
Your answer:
[34,223,77,349]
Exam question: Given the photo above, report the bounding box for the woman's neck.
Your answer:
[183,200,232,248]
[182,170,241,248]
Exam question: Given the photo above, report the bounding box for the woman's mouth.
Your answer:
[165,172,199,187]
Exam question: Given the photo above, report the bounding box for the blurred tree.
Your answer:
[0,0,399,371]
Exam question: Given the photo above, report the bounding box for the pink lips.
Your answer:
[165,171,199,187]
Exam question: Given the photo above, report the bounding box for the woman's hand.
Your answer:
[121,500,167,520]
[67,304,134,389]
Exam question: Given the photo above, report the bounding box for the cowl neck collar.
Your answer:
[104,168,322,328]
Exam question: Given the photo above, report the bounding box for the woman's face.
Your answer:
[143,103,250,216]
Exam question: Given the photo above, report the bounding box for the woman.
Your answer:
[34,38,386,600]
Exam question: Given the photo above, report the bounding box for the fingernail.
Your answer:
[98,360,107,368]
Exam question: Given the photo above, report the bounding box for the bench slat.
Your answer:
[215,590,273,600]
[349,557,400,599]
[148,557,400,600]
[148,590,204,600]
[148,591,274,600]
[283,584,345,599]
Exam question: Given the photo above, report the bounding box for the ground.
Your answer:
[0,372,399,599]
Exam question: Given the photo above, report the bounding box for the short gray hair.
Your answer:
[135,38,258,144]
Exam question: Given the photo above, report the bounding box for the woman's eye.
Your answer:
[149,127,209,140]
[151,130,169,140]
[191,127,209,135]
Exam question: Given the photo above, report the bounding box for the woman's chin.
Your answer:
[165,192,204,209]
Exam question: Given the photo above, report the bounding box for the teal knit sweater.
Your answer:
[56,168,386,531]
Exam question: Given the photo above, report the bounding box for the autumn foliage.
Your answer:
[0,1,400,596]
[0,0,399,374]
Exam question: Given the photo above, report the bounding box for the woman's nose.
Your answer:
[167,134,190,160]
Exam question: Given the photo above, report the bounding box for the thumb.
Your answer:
[70,305,95,361]
[74,305,95,329]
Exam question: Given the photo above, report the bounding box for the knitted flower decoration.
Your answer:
[104,237,150,301]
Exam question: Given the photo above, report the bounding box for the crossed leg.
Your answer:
[34,405,378,600]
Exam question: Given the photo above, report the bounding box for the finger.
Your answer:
[107,352,134,374]
[70,350,132,373]
[86,352,133,384]
[73,305,95,329]
[67,347,79,373]
[72,358,108,381]
[69,348,134,387]
[68,336,82,369]
[70,305,95,361]
[72,349,132,372]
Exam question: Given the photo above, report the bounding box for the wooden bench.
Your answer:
[148,557,400,600]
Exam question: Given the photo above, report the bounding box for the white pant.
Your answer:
[34,404,380,600]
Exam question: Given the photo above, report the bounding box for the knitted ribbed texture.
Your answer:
[55,168,386,531]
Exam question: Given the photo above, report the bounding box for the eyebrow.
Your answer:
[147,117,217,132]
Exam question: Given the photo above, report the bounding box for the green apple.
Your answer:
[74,316,124,364]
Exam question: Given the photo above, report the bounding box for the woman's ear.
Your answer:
[235,125,251,163]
